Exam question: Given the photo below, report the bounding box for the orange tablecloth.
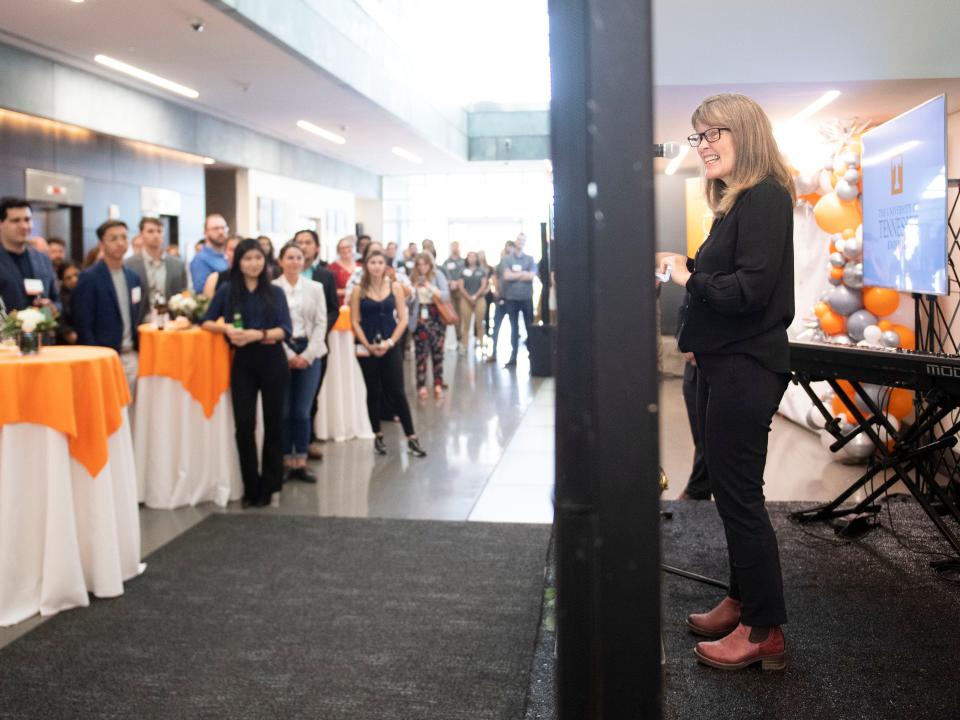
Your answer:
[0,346,130,476]
[137,325,231,418]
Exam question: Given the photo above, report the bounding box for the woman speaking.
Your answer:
[659,93,795,672]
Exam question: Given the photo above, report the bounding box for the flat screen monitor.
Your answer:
[861,94,948,295]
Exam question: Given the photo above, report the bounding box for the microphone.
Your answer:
[654,141,681,159]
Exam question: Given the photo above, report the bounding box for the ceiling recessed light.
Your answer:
[94,54,199,99]
[69,0,85,4]
[296,120,346,145]
[391,146,423,165]
[202,157,216,165]
[791,90,841,124]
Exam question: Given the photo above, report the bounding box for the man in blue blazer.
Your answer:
[73,220,144,394]
[0,197,60,314]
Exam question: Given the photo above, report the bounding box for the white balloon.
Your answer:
[835,238,846,254]
[832,334,853,345]
[806,405,828,431]
[824,156,837,172]
[842,151,861,169]
[862,324,883,344]
[843,168,860,184]
[843,237,863,260]
[836,179,860,201]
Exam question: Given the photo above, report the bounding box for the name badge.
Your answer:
[24,278,43,295]
[447,262,456,270]
[131,286,142,304]
[420,306,429,320]
[512,264,522,272]
[462,269,473,278]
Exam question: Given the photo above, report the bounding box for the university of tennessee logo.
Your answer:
[891,154,904,195]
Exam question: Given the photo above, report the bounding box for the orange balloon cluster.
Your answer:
[830,380,914,424]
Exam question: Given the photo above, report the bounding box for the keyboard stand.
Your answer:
[790,373,960,572]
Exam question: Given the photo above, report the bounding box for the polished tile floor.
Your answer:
[2,335,872,648]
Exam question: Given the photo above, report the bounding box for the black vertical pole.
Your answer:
[549,0,662,718]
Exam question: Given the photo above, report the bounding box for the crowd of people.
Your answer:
[0,196,539,508]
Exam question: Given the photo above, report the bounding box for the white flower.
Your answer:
[18,308,44,333]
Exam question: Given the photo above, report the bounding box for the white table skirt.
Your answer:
[133,376,243,509]
[0,410,143,627]
[315,331,374,442]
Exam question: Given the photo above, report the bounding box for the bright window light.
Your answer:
[665,145,690,175]
[94,54,199,99]
[392,147,423,165]
[296,120,346,145]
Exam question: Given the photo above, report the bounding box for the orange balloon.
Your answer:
[830,267,844,280]
[863,287,900,317]
[877,320,893,332]
[799,192,821,206]
[891,324,915,350]
[819,309,846,335]
[814,301,830,318]
[887,388,914,420]
[832,395,856,424]
[814,192,862,235]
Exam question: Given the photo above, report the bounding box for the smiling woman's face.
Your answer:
[695,123,736,184]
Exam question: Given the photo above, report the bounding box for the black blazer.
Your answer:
[677,178,794,373]
[72,261,144,352]
[0,245,60,312]
[311,265,340,334]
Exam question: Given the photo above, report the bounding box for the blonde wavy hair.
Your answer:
[691,93,794,216]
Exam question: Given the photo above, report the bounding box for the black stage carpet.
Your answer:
[0,515,551,720]
[523,499,960,720]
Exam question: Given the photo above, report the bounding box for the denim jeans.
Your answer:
[505,299,534,361]
[282,358,324,458]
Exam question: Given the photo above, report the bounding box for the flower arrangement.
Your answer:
[167,291,210,323]
[2,307,57,336]
[2,307,58,355]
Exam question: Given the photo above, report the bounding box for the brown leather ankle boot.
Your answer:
[686,596,741,638]
[694,623,786,671]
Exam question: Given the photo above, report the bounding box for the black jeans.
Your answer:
[682,361,711,499]
[231,343,290,501]
[358,345,415,436]
[695,352,789,627]
[504,298,534,361]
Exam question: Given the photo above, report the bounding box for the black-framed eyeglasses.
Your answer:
[687,127,730,147]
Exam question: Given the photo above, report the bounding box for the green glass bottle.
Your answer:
[232,311,244,329]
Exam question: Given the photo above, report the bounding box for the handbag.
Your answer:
[435,299,459,326]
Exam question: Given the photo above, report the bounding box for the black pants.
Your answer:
[309,352,329,443]
[231,343,290,501]
[682,361,711,499]
[695,352,789,627]
[358,345,415,436]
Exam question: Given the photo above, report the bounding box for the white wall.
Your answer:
[356,198,384,243]
[238,169,355,259]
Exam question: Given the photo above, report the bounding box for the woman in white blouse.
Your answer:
[274,242,328,483]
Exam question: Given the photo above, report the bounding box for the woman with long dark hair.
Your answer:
[349,249,426,457]
[659,93,795,671]
[202,238,292,507]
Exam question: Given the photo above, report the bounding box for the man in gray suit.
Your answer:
[125,217,189,323]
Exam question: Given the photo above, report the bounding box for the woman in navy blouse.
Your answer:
[203,238,292,508]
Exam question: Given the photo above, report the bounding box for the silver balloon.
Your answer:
[842,237,863,259]
[827,284,863,316]
[828,274,842,286]
[843,432,874,462]
[834,238,846,255]
[829,251,847,268]
[846,309,878,342]
[836,179,860,201]
[824,157,837,171]
[843,262,864,288]
[842,151,860,169]
[882,330,901,348]
[806,405,828,431]
[831,334,853,345]
[796,172,819,195]
[843,168,860,184]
